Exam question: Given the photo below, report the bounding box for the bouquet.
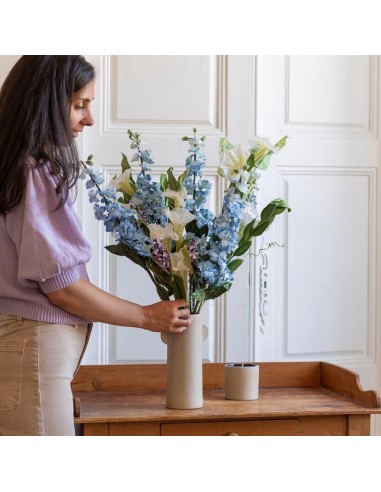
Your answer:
[81,129,291,314]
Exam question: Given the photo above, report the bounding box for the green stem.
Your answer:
[143,265,157,286]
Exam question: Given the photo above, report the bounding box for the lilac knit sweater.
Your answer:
[0,160,93,324]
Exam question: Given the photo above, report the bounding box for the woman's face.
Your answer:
[70,80,95,138]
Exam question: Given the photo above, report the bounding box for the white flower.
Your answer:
[108,169,135,196]
[170,251,189,274]
[188,137,205,148]
[162,187,187,208]
[170,247,193,276]
[249,136,279,154]
[147,223,178,242]
[165,207,194,240]
[169,247,194,301]
[131,152,140,162]
[230,169,250,194]
[230,168,249,184]
[240,204,259,230]
[218,145,247,181]
[165,207,194,227]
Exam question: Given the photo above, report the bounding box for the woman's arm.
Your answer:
[46,279,190,333]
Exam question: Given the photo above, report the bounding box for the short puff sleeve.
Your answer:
[7,162,92,293]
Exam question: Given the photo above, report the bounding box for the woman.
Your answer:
[0,56,190,436]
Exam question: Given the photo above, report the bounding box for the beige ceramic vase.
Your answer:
[161,314,208,409]
[224,363,260,400]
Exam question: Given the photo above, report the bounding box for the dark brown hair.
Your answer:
[0,55,95,213]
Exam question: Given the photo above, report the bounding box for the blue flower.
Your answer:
[131,144,155,172]
[88,189,99,203]
[82,129,289,313]
[85,169,104,189]
[195,208,214,229]
[131,175,167,225]
[197,260,218,284]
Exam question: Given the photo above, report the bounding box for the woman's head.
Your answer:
[70,80,95,139]
[0,55,96,213]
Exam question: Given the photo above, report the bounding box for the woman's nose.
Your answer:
[83,109,94,127]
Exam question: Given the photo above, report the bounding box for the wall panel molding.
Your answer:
[274,166,377,365]
[278,56,378,139]
[101,55,228,137]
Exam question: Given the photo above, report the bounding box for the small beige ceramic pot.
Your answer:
[224,363,259,400]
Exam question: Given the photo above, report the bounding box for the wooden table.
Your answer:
[72,361,381,436]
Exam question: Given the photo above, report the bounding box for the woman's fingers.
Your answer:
[142,299,193,333]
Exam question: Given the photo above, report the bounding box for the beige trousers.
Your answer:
[0,314,91,436]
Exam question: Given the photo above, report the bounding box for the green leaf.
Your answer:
[249,198,292,238]
[254,153,272,170]
[173,275,187,299]
[105,244,125,256]
[246,153,255,170]
[217,167,226,178]
[242,218,257,242]
[271,198,292,213]
[106,242,176,301]
[178,170,188,187]
[160,173,168,192]
[121,153,131,173]
[167,168,182,191]
[205,283,232,301]
[148,264,175,290]
[191,289,206,302]
[227,259,244,273]
[118,242,147,268]
[233,241,252,257]
[260,202,277,222]
[274,135,288,149]
[218,137,233,153]
[251,220,272,237]
[155,283,171,301]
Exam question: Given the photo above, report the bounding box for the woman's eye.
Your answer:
[75,105,84,110]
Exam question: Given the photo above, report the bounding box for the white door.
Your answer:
[254,55,381,434]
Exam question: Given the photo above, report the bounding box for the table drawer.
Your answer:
[109,422,160,436]
[161,419,300,436]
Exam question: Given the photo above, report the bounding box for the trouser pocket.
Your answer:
[0,340,26,412]
[72,323,93,380]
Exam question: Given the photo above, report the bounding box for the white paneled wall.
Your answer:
[81,56,253,366]
[256,55,381,434]
[281,168,374,361]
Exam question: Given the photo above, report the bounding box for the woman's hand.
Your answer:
[47,279,191,333]
[142,299,191,333]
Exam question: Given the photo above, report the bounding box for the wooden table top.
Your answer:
[72,362,381,424]
[74,386,381,424]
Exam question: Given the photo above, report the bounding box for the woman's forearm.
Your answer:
[46,279,190,333]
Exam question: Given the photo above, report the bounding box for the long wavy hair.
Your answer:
[0,55,95,214]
